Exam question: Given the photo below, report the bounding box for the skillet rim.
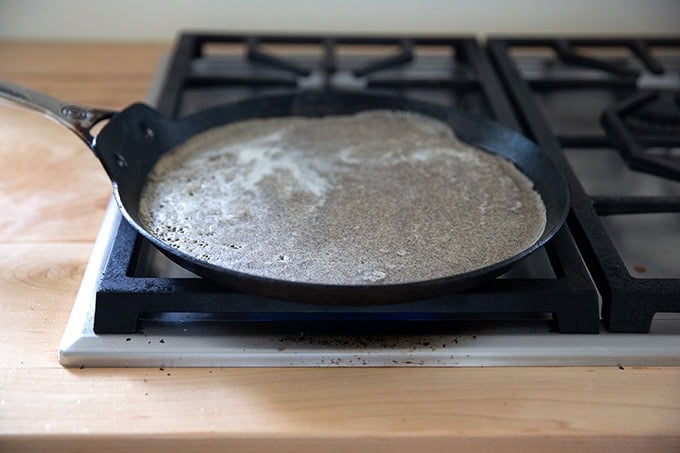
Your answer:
[104,89,570,304]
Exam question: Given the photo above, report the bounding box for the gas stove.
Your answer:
[60,34,680,367]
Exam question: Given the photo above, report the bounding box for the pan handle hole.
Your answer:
[90,119,110,137]
[115,154,128,168]
[140,123,155,140]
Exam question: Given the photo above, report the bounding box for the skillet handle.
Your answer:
[0,79,116,150]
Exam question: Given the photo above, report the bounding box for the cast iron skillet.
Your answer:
[0,80,569,304]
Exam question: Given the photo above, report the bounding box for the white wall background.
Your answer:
[0,0,678,42]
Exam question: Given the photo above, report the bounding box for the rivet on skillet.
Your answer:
[61,106,88,120]
[115,154,128,168]
[141,123,155,140]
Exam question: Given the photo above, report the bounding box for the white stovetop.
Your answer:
[58,199,680,368]
[59,55,680,368]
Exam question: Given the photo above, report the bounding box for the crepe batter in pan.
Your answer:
[140,110,546,285]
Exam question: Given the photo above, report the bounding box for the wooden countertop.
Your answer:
[0,41,678,452]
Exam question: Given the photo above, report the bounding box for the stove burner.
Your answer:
[489,36,680,333]
[625,92,680,135]
[242,38,417,82]
[601,91,680,181]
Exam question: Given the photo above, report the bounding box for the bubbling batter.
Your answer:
[139,111,546,285]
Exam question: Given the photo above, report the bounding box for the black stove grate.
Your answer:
[94,33,600,334]
[602,91,680,180]
[488,37,680,332]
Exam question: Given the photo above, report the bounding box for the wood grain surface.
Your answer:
[0,41,679,453]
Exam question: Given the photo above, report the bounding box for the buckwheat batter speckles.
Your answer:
[139,111,546,285]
